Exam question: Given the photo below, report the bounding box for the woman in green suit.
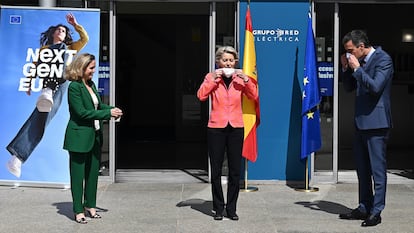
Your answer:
[63,53,123,224]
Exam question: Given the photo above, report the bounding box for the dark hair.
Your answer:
[342,30,371,48]
[40,24,74,46]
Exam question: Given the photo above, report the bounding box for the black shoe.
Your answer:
[361,214,381,227]
[74,214,88,224]
[85,208,102,219]
[339,208,368,220]
[213,213,223,220]
[228,213,239,221]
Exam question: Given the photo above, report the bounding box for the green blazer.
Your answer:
[63,80,113,153]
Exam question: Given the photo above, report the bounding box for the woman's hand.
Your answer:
[26,77,34,96]
[111,107,123,119]
[212,69,224,81]
[235,69,249,82]
[66,13,78,27]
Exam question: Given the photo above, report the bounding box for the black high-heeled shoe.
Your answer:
[85,208,102,219]
[213,213,223,220]
[75,214,88,224]
[228,213,239,221]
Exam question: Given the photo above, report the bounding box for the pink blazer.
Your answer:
[197,72,258,128]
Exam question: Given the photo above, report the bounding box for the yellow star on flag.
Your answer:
[306,111,314,119]
[303,76,309,86]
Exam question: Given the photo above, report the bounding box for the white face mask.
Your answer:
[222,68,235,78]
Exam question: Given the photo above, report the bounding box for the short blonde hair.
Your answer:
[215,46,239,63]
[64,53,95,81]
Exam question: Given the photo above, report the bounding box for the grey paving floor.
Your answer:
[1,174,414,233]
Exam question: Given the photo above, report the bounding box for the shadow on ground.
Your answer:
[295,200,352,215]
[176,199,213,216]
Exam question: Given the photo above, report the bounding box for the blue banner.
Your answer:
[0,6,100,184]
[318,62,334,96]
[239,2,309,180]
[98,61,110,96]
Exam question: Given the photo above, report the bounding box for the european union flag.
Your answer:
[301,13,321,160]
[10,15,22,24]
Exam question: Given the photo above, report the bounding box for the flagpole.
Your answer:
[295,155,318,192]
[240,0,258,193]
[240,158,258,192]
[296,8,320,193]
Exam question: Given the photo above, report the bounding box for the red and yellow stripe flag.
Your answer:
[242,7,260,162]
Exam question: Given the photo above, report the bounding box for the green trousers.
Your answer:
[69,133,101,214]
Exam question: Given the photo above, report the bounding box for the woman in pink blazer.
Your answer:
[197,46,258,221]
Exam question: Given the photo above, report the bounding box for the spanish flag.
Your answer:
[242,7,260,162]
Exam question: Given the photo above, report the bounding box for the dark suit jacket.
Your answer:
[342,46,394,130]
[63,80,113,153]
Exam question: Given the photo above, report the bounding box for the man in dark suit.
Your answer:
[339,30,393,227]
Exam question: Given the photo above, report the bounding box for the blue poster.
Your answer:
[98,61,110,96]
[318,62,334,96]
[239,1,309,180]
[0,6,100,184]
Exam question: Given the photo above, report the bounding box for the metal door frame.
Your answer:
[311,2,339,184]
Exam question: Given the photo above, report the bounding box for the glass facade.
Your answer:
[2,0,414,183]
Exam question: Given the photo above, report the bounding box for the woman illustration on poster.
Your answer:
[6,13,89,178]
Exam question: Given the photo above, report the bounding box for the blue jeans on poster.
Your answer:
[6,81,69,163]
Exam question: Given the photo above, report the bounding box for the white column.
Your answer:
[109,0,116,183]
[39,0,56,7]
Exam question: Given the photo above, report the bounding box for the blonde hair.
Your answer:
[215,46,239,63]
[64,53,95,81]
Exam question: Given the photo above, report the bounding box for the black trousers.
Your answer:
[208,125,243,215]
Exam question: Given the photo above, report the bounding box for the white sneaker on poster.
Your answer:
[6,155,22,178]
[36,87,53,112]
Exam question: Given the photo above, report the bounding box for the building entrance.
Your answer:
[314,2,414,182]
[114,7,210,171]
